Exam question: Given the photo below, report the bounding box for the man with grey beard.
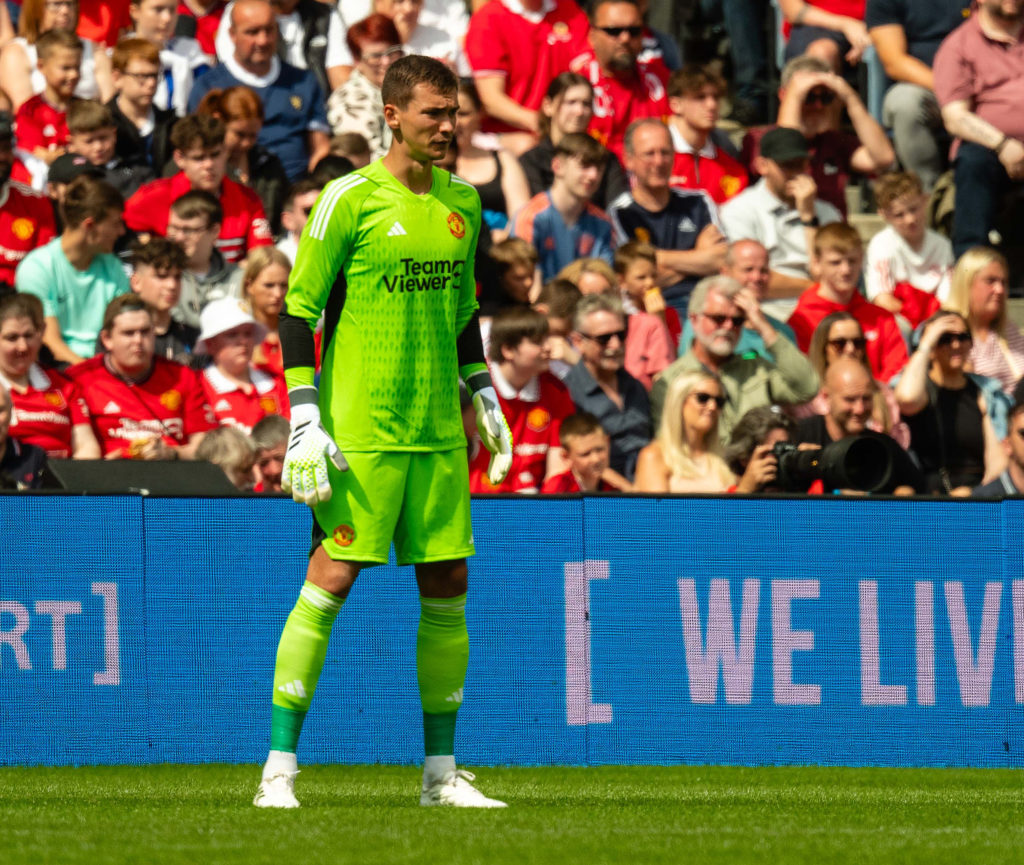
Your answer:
[650,274,818,440]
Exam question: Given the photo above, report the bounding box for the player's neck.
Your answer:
[382,149,434,195]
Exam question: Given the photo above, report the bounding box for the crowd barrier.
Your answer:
[2,494,1022,768]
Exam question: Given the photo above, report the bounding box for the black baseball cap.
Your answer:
[760,127,811,164]
[47,153,105,184]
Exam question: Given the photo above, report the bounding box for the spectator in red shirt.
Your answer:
[196,295,288,432]
[15,29,82,173]
[176,0,227,57]
[666,64,748,205]
[541,410,628,492]
[469,306,576,493]
[242,246,289,376]
[0,112,56,289]
[250,411,286,491]
[568,0,670,162]
[464,0,590,151]
[0,292,100,458]
[124,113,272,262]
[68,293,218,458]
[788,222,909,382]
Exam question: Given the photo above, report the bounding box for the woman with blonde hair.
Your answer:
[634,371,735,492]
[944,247,1024,395]
[242,247,291,377]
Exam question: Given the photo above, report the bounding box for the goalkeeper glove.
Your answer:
[282,402,348,506]
[471,385,513,486]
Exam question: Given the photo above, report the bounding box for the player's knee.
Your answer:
[415,559,468,598]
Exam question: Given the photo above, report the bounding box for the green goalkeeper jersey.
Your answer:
[286,160,482,452]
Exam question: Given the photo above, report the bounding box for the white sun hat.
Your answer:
[194,297,268,354]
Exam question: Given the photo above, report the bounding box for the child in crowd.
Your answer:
[128,236,197,362]
[276,178,323,264]
[329,131,372,169]
[534,277,582,379]
[541,412,629,492]
[613,242,676,390]
[865,171,954,327]
[250,414,289,493]
[108,37,176,173]
[16,30,83,177]
[194,425,257,490]
[480,237,538,316]
[66,99,153,198]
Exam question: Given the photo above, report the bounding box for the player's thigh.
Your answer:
[393,449,474,567]
[312,451,411,563]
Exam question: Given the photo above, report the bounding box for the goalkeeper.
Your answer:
[254,55,513,810]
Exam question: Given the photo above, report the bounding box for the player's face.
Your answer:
[565,430,609,483]
[115,59,160,105]
[102,309,156,375]
[131,0,178,43]
[131,264,182,312]
[223,118,262,159]
[625,125,673,190]
[40,48,82,99]
[815,248,862,296]
[674,85,720,133]
[88,207,126,254]
[246,263,289,318]
[619,258,657,300]
[42,0,78,31]
[255,442,286,491]
[0,316,43,379]
[549,85,593,137]
[388,83,458,164]
[68,127,117,166]
[176,144,229,191]
[723,242,770,299]
[210,323,257,374]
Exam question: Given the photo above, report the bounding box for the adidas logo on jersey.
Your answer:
[103,401,122,414]
[387,221,408,236]
[678,217,697,233]
[215,399,232,412]
[278,679,307,698]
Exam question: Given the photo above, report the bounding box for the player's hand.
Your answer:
[282,403,348,506]
[472,386,513,486]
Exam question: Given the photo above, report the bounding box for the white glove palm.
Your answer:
[282,404,348,506]
[472,386,513,486]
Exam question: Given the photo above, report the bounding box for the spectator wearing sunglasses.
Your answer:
[739,55,894,218]
[564,292,651,480]
[788,222,909,383]
[895,310,1009,495]
[651,274,819,441]
[794,311,910,447]
[634,370,735,493]
[568,0,670,163]
[972,386,1024,498]
[275,178,322,264]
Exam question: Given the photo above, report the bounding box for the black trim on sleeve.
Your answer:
[279,309,318,372]
[456,310,487,370]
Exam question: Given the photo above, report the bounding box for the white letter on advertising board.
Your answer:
[945,581,1000,708]
[91,582,120,686]
[1014,581,1024,704]
[771,580,821,705]
[564,561,612,725]
[34,601,82,671]
[915,582,935,706]
[858,581,906,705]
[0,601,31,669]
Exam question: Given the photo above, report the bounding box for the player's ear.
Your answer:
[383,102,401,131]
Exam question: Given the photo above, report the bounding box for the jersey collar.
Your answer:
[204,364,276,395]
[223,53,281,88]
[490,361,541,402]
[0,363,51,394]
[500,0,557,24]
[669,123,716,159]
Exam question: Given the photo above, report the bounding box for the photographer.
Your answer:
[724,406,799,493]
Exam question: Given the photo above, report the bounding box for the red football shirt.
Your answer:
[541,470,615,493]
[0,181,57,286]
[2,364,89,458]
[465,0,590,134]
[124,173,272,263]
[176,0,228,56]
[77,0,132,47]
[67,355,218,457]
[469,368,576,494]
[668,125,749,205]
[201,365,290,434]
[570,47,670,162]
[15,94,69,154]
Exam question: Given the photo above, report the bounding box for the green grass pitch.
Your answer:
[2,764,1022,865]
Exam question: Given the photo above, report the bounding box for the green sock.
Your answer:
[269,581,344,752]
[417,594,468,756]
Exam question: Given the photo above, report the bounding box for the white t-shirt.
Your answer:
[865,225,953,303]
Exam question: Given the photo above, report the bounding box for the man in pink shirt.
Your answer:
[933,0,1024,257]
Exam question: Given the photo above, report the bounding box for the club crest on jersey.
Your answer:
[333,524,355,546]
[11,218,34,241]
[160,389,182,411]
[526,408,551,432]
[259,396,278,413]
[447,212,465,239]
[290,95,303,110]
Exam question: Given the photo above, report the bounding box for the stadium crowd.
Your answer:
[2,0,1024,499]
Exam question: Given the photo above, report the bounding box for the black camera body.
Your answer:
[772,436,893,493]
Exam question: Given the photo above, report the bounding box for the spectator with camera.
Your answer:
[724,405,798,494]
[973,387,1024,497]
[651,274,818,440]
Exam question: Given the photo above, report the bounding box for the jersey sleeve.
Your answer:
[464,5,510,78]
[14,101,45,152]
[244,192,273,252]
[123,182,165,234]
[182,367,219,437]
[62,377,91,424]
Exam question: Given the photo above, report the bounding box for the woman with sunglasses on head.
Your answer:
[634,371,734,493]
[943,247,1024,396]
[518,72,628,210]
[894,310,1009,495]
[795,311,909,446]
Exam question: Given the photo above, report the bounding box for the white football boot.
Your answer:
[253,771,300,808]
[420,769,507,808]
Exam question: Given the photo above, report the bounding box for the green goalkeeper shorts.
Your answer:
[311,448,475,566]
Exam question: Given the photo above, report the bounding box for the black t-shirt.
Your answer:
[864,0,972,67]
[903,378,985,493]
[0,439,47,489]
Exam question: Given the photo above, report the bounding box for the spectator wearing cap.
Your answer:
[15,175,128,365]
[197,295,289,433]
[721,126,843,321]
[0,112,56,292]
[973,382,1024,497]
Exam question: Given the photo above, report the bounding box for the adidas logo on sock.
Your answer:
[387,221,407,237]
[278,679,307,698]
[445,687,463,704]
